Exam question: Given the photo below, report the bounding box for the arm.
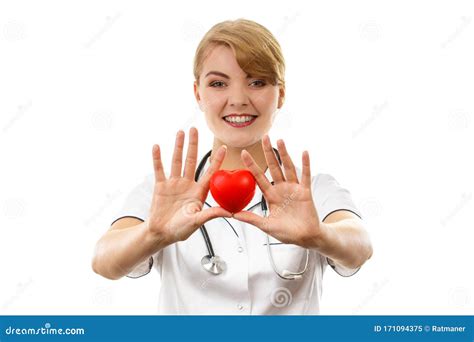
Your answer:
[92,217,169,280]
[232,136,373,272]
[311,210,373,270]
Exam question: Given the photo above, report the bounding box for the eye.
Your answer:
[209,81,226,88]
[250,80,266,87]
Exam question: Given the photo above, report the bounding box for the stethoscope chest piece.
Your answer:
[201,255,227,275]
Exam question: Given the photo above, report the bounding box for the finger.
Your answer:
[262,135,285,184]
[301,150,312,188]
[152,144,166,182]
[170,130,185,178]
[183,127,198,180]
[196,206,232,226]
[276,139,298,183]
[241,149,272,193]
[198,145,227,188]
[232,211,269,233]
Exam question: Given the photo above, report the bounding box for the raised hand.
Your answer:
[146,127,232,244]
[232,135,322,248]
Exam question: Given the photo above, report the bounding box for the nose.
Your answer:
[228,84,249,107]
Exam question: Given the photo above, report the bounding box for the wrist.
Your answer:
[308,221,332,250]
[143,220,173,249]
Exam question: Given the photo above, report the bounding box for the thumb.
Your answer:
[196,207,232,226]
[232,211,268,232]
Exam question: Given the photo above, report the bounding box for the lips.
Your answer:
[223,113,255,117]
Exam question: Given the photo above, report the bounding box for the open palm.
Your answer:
[148,128,231,244]
[233,136,321,247]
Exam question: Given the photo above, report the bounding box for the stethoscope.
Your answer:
[195,148,310,280]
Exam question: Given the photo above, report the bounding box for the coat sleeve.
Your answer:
[312,173,363,277]
[110,173,162,278]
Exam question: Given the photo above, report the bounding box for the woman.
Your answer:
[92,18,373,314]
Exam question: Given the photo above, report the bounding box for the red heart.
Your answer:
[210,170,256,213]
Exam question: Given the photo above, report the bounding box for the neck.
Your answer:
[210,138,268,172]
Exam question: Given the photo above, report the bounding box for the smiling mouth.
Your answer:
[222,114,257,128]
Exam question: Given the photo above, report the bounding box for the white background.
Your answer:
[1,0,473,315]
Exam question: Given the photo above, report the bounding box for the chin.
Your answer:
[219,135,261,149]
[207,119,266,148]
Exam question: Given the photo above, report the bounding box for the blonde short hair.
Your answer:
[193,19,285,89]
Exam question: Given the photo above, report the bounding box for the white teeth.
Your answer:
[224,115,255,123]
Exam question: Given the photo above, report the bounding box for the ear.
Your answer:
[194,81,200,101]
[194,81,203,111]
[277,85,285,109]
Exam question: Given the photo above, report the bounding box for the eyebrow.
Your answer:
[204,71,251,79]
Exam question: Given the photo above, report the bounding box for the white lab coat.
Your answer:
[110,155,362,314]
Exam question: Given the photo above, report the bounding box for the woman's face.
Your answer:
[194,45,284,148]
